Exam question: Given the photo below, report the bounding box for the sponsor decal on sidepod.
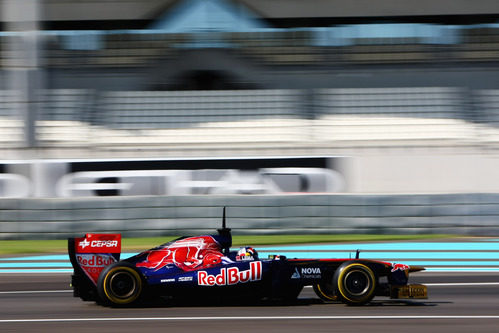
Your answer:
[291,267,322,279]
[198,261,262,286]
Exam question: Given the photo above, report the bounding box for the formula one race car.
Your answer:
[68,209,427,307]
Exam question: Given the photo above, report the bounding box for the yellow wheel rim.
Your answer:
[103,266,142,305]
[337,263,375,304]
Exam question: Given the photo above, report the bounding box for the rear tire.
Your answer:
[334,262,377,306]
[97,262,144,307]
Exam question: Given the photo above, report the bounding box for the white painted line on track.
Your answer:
[1,316,499,323]
[304,282,499,289]
[0,290,71,295]
[0,270,72,274]
[2,282,497,295]
[425,282,499,287]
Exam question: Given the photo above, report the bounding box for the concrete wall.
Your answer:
[1,193,498,239]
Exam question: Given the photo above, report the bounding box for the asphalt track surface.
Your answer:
[1,272,499,333]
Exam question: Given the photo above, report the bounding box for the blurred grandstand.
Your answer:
[2,0,499,193]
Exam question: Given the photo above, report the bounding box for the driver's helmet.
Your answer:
[235,246,258,261]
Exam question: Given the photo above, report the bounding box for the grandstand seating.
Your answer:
[99,89,301,128]
[0,87,491,151]
[313,87,475,145]
[2,23,499,153]
[473,89,499,145]
[0,90,24,147]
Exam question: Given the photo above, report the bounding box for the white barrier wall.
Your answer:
[0,157,346,197]
[1,194,498,239]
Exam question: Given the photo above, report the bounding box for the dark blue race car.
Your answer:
[68,209,427,307]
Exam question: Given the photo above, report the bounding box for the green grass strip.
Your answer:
[0,234,455,255]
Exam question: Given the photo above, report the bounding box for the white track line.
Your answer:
[1,316,499,323]
[2,282,498,295]
[0,290,71,294]
[425,282,499,287]
[303,282,499,289]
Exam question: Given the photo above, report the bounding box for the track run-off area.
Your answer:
[2,238,499,273]
[0,238,498,332]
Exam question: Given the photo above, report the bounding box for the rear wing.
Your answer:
[68,233,121,285]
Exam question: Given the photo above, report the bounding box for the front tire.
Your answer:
[334,262,377,306]
[97,262,144,307]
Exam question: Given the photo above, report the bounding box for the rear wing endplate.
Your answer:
[68,233,121,285]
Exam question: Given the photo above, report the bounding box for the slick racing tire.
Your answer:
[333,262,377,306]
[97,262,144,307]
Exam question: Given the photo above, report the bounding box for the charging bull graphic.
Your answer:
[135,236,226,272]
[391,263,410,273]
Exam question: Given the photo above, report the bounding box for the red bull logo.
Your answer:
[198,261,262,286]
[391,263,410,272]
[77,254,115,267]
[76,254,117,284]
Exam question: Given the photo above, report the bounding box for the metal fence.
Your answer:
[1,193,499,239]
